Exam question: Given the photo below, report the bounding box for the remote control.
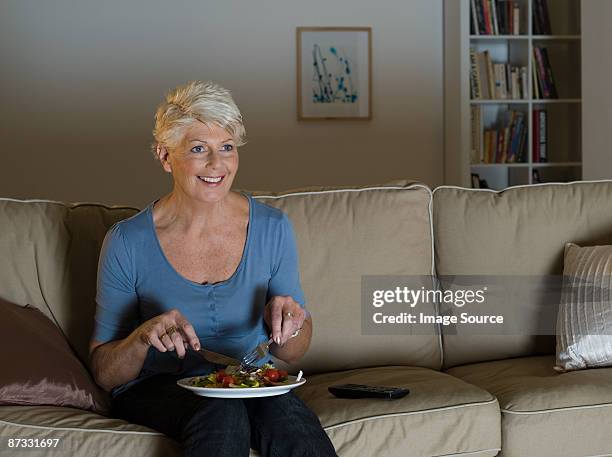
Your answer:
[328,384,410,400]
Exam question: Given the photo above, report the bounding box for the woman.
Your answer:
[89,80,337,457]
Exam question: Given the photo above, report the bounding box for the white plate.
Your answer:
[177,375,306,398]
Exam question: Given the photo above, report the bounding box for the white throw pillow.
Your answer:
[555,242,612,372]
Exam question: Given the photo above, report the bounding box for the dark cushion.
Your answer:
[0,298,110,414]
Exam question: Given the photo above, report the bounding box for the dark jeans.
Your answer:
[112,374,338,457]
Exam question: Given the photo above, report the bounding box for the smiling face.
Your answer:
[160,122,239,204]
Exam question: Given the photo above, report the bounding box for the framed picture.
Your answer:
[296,27,372,120]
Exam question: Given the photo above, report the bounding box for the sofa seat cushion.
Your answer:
[0,405,180,457]
[447,355,612,457]
[294,366,500,457]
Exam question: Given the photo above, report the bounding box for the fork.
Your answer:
[240,337,275,369]
[240,332,299,369]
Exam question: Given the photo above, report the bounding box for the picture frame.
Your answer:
[296,27,372,120]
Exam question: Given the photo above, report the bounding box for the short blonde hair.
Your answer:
[151,80,246,158]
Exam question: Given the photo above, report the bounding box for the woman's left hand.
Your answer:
[263,296,306,346]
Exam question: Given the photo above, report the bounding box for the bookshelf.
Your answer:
[444,0,582,189]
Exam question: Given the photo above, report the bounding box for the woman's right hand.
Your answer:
[131,309,201,359]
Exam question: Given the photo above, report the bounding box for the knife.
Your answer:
[196,348,241,366]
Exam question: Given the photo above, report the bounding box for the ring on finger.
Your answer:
[284,312,294,318]
[166,325,178,337]
[159,333,175,349]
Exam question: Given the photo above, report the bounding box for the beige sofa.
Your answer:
[1,180,611,457]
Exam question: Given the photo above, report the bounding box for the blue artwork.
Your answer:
[311,44,358,104]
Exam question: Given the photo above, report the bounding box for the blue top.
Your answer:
[92,193,306,397]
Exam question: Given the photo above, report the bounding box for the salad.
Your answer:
[191,364,290,388]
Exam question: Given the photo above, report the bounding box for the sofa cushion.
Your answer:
[433,181,612,368]
[556,242,612,372]
[0,405,180,457]
[0,198,138,364]
[0,298,110,414]
[295,366,500,457]
[253,181,442,374]
[447,355,612,457]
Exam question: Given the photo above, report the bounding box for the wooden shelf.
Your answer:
[532,99,582,104]
[532,35,581,41]
[471,162,582,168]
[471,99,581,104]
[470,35,580,41]
[470,35,529,40]
[471,163,529,167]
[470,100,529,104]
[532,162,582,167]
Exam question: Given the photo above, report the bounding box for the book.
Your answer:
[477,110,529,164]
[533,47,550,98]
[539,109,548,162]
[533,46,558,99]
[496,0,506,34]
[533,0,542,34]
[485,50,495,98]
[541,0,552,34]
[533,0,552,35]
[503,117,512,161]
[517,124,528,162]
[494,64,506,99]
[477,52,492,99]
[511,67,519,99]
[505,64,512,97]
[471,0,480,35]
[470,0,523,35]
[532,56,541,99]
[540,47,558,98]
[475,0,487,35]
[532,109,540,163]
[520,67,528,99]
[491,0,500,35]
[491,130,498,162]
[470,50,482,99]
[508,111,525,162]
[470,52,527,100]
[482,0,493,34]
[471,106,482,163]
[496,128,505,162]
[513,1,520,34]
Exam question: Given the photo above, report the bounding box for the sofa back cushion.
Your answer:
[0,181,439,375]
[0,199,138,364]
[254,181,441,373]
[433,181,612,368]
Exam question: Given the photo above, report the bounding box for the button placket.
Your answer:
[209,287,219,335]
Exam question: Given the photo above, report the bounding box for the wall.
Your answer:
[0,0,443,208]
[582,0,612,180]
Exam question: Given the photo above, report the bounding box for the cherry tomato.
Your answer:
[265,369,279,382]
[222,375,235,387]
[278,370,288,381]
[215,370,226,383]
